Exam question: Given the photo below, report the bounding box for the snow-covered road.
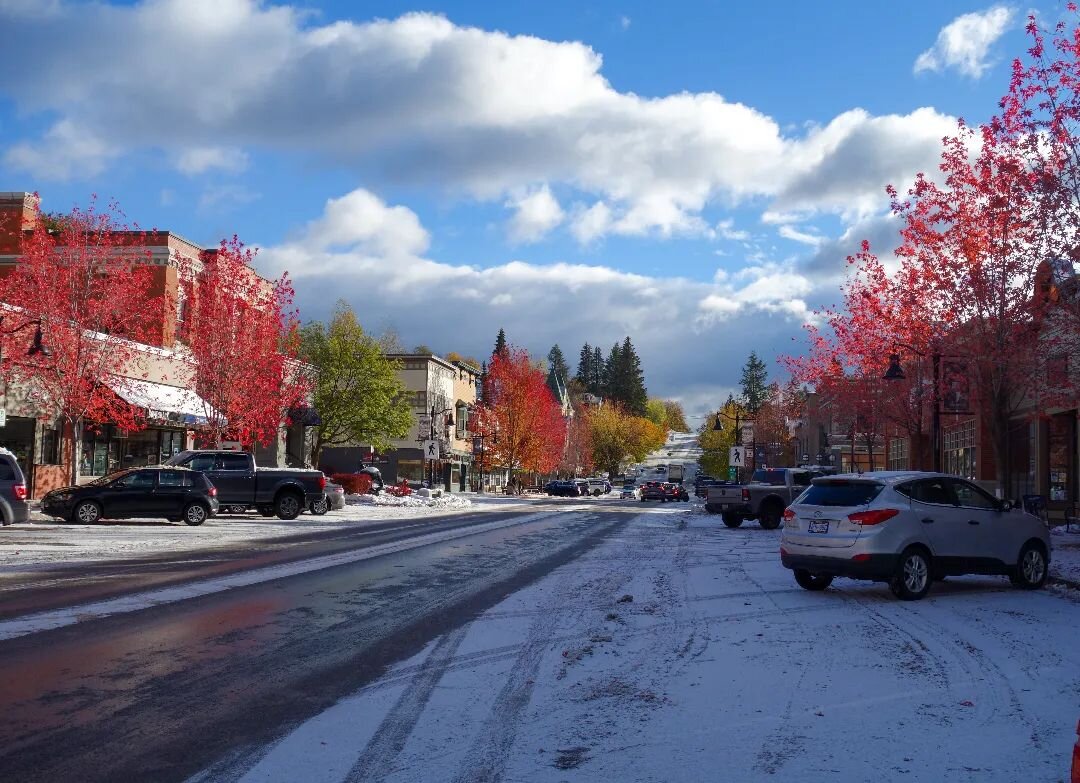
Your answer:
[225,503,1080,783]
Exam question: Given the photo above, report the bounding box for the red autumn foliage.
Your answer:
[0,197,167,483]
[182,236,310,448]
[473,346,566,476]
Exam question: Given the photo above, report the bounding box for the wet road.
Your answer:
[0,502,635,783]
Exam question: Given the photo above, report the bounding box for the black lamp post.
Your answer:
[471,428,498,493]
[713,408,749,480]
[426,403,455,489]
[883,345,941,472]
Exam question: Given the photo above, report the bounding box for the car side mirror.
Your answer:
[999,500,1013,512]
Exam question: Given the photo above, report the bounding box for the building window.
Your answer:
[887,437,908,471]
[1047,412,1073,502]
[40,427,62,465]
[943,420,976,481]
[175,280,191,343]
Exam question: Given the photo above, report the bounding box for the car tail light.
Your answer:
[319,474,327,490]
[780,546,789,557]
[13,484,26,500]
[852,553,872,562]
[741,488,751,502]
[783,508,796,522]
[209,486,218,497]
[848,508,900,526]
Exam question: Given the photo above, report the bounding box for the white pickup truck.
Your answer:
[705,467,827,529]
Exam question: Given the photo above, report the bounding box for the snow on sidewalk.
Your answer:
[225,503,1080,783]
[1050,524,1080,586]
[0,494,538,569]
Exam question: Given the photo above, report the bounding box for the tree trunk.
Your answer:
[68,418,82,487]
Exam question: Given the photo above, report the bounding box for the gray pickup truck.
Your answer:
[705,468,824,529]
[164,450,326,520]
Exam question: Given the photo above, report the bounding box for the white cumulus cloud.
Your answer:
[914,6,1014,79]
[506,185,564,243]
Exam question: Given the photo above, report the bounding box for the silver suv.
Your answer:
[0,447,29,525]
[780,472,1051,600]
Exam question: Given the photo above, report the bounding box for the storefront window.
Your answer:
[944,420,976,481]
[81,432,120,477]
[397,459,424,481]
[121,429,160,469]
[0,416,36,477]
[1047,413,1073,502]
[41,427,62,465]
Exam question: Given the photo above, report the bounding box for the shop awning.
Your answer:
[107,377,219,427]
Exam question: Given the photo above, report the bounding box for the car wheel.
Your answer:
[794,569,833,591]
[183,503,208,527]
[74,501,101,524]
[257,505,275,517]
[1010,541,1048,589]
[889,547,932,600]
[721,513,743,528]
[310,497,330,516]
[275,492,303,520]
[758,503,783,530]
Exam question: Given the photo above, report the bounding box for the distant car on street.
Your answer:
[664,482,689,502]
[586,478,612,496]
[546,480,580,497]
[780,472,1052,600]
[42,466,219,526]
[639,481,669,502]
[310,481,345,514]
[0,447,29,525]
[619,485,636,499]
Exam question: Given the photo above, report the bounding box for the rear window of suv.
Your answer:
[797,481,884,507]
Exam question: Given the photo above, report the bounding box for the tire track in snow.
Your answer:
[344,626,470,782]
[448,549,635,782]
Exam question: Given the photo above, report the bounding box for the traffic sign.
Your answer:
[0,409,7,428]
[729,446,746,467]
[422,440,439,460]
[728,466,737,480]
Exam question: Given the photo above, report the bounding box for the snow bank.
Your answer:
[347,493,472,510]
[1050,525,1080,586]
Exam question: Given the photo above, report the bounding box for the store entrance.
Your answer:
[0,416,36,478]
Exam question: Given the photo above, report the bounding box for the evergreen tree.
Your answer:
[547,344,570,382]
[740,351,770,414]
[493,328,508,358]
[575,343,593,389]
[621,336,648,415]
[604,342,622,400]
[592,346,604,394]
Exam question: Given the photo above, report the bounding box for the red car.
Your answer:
[664,482,690,502]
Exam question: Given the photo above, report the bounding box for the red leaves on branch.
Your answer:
[182,236,309,448]
[473,347,566,476]
[0,197,166,483]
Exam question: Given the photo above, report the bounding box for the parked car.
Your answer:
[42,466,219,526]
[310,481,345,514]
[574,480,590,496]
[165,450,326,520]
[780,472,1052,600]
[640,481,669,502]
[706,467,822,529]
[586,478,612,496]
[546,480,580,497]
[0,447,29,525]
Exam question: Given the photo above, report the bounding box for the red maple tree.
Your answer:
[473,347,566,480]
[0,197,167,484]
[182,236,309,448]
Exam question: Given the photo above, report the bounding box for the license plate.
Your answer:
[808,520,829,534]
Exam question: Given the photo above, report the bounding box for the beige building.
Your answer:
[322,354,480,491]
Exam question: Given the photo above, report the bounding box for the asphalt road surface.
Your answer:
[0,500,637,783]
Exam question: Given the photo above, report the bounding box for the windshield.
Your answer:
[798,481,884,507]
[751,469,787,485]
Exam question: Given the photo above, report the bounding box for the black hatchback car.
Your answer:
[43,466,219,526]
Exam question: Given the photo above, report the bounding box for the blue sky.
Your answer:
[0,0,1040,415]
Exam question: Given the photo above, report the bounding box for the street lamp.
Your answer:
[882,344,941,473]
[426,403,455,489]
[713,408,750,480]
